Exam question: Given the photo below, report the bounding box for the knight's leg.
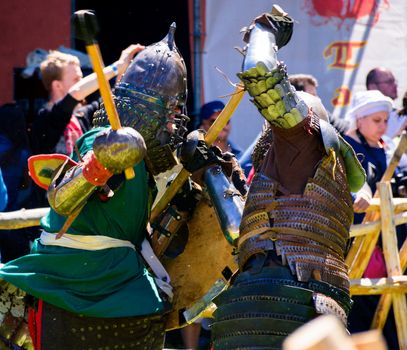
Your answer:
[34,301,166,350]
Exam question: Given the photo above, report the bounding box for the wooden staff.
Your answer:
[73,10,134,179]
[372,232,407,329]
[149,86,245,222]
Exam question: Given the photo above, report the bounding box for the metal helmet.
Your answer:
[93,23,189,175]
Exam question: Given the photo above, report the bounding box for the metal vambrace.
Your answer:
[238,12,309,129]
[47,152,113,216]
[204,165,245,246]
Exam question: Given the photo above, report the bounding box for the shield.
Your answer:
[28,154,77,190]
[161,198,238,330]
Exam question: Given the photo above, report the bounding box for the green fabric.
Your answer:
[0,127,164,317]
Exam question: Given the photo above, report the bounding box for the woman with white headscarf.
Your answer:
[344,90,393,215]
[344,89,400,350]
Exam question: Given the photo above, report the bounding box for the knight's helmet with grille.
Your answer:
[93,23,188,175]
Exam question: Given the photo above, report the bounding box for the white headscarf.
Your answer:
[345,90,393,131]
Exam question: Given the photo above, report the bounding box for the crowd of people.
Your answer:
[0,8,406,350]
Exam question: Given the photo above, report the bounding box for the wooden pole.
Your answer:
[350,211,407,238]
[372,239,407,329]
[350,276,407,295]
[0,208,49,229]
[377,182,407,349]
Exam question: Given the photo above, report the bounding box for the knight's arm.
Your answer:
[204,164,245,246]
[47,126,146,216]
[239,8,366,192]
[180,130,247,246]
[47,152,111,216]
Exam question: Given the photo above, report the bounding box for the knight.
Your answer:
[0,23,191,350]
[210,6,366,349]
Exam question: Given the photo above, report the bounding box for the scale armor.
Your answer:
[210,8,363,349]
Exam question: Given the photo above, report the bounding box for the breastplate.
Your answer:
[238,152,353,292]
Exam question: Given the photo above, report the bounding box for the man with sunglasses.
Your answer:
[366,67,406,138]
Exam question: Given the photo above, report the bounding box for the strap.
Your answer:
[140,239,173,300]
[319,119,340,156]
[40,231,135,250]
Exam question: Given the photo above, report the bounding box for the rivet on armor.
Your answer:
[114,332,118,337]
[81,335,86,341]
[97,334,102,339]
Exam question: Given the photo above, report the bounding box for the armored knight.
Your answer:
[210,7,366,349]
[0,24,191,350]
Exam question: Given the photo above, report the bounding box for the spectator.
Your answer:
[199,100,243,159]
[344,89,400,349]
[0,103,38,262]
[31,45,142,155]
[28,46,142,207]
[289,73,318,96]
[366,67,406,138]
[0,169,7,212]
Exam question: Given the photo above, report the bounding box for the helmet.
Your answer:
[93,23,189,175]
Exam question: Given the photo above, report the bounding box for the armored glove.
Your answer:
[222,152,249,196]
[93,127,146,172]
[238,7,305,129]
[81,127,146,186]
[179,130,233,183]
[242,6,294,50]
